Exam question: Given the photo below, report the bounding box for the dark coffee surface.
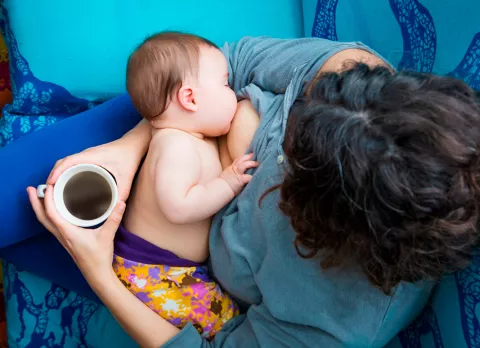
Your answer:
[63,172,112,220]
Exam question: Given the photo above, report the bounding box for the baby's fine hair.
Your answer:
[126,32,218,120]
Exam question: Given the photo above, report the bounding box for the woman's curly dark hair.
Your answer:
[277,63,480,294]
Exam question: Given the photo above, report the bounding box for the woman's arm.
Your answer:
[27,184,179,347]
[97,276,309,348]
[224,37,387,95]
[96,271,180,348]
[28,153,323,348]
[0,94,143,249]
[48,118,151,201]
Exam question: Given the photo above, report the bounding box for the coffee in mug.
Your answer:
[37,164,118,227]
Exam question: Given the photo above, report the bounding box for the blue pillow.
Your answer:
[303,0,480,89]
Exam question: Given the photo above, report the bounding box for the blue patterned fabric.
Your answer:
[304,0,480,90]
[0,6,98,147]
[303,1,480,347]
[3,261,137,347]
[386,256,480,348]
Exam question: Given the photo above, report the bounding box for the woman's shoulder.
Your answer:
[223,36,386,95]
[320,48,390,74]
[304,47,391,96]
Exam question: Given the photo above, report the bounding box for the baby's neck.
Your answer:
[151,125,205,140]
[150,114,205,139]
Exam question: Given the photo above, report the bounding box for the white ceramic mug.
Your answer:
[37,164,118,227]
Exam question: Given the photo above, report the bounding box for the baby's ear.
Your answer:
[177,85,198,112]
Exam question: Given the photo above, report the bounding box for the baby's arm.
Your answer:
[154,134,257,224]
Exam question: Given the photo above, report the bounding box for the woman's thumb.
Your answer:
[100,201,126,239]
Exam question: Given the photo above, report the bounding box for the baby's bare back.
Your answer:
[123,130,223,263]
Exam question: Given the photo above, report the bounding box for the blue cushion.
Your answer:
[3,261,136,347]
[0,0,302,124]
[303,0,480,89]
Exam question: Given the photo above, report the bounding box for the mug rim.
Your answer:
[53,164,119,227]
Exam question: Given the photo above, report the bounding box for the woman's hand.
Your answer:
[27,185,180,347]
[47,119,151,202]
[27,185,125,287]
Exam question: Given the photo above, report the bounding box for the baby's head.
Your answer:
[126,32,237,137]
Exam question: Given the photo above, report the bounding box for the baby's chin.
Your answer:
[208,123,231,137]
[220,123,231,135]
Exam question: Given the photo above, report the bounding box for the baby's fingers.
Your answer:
[233,153,254,164]
[241,174,253,184]
[236,160,259,174]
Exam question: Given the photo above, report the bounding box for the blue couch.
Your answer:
[0,1,478,346]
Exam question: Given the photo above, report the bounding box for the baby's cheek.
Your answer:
[229,93,238,116]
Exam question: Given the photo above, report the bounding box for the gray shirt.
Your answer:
[164,37,434,348]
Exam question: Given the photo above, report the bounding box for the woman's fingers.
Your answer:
[43,185,75,239]
[47,154,85,185]
[27,187,74,253]
[47,157,67,184]
[116,180,132,203]
[99,201,126,243]
[27,187,59,236]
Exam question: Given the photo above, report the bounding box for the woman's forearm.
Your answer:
[94,270,180,348]
[121,119,152,160]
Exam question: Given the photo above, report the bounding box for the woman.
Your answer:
[28,37,480,347]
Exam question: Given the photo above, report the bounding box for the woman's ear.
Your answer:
[177,85,198,112]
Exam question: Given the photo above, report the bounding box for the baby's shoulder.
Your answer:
[150,129,198,153]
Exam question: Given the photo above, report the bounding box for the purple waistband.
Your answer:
[114,225,203,267]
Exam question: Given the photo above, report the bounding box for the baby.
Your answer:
[112,32,258,338]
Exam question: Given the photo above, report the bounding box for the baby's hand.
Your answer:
[221,153,259,195]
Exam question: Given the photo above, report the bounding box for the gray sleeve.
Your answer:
[221,37,377,95]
